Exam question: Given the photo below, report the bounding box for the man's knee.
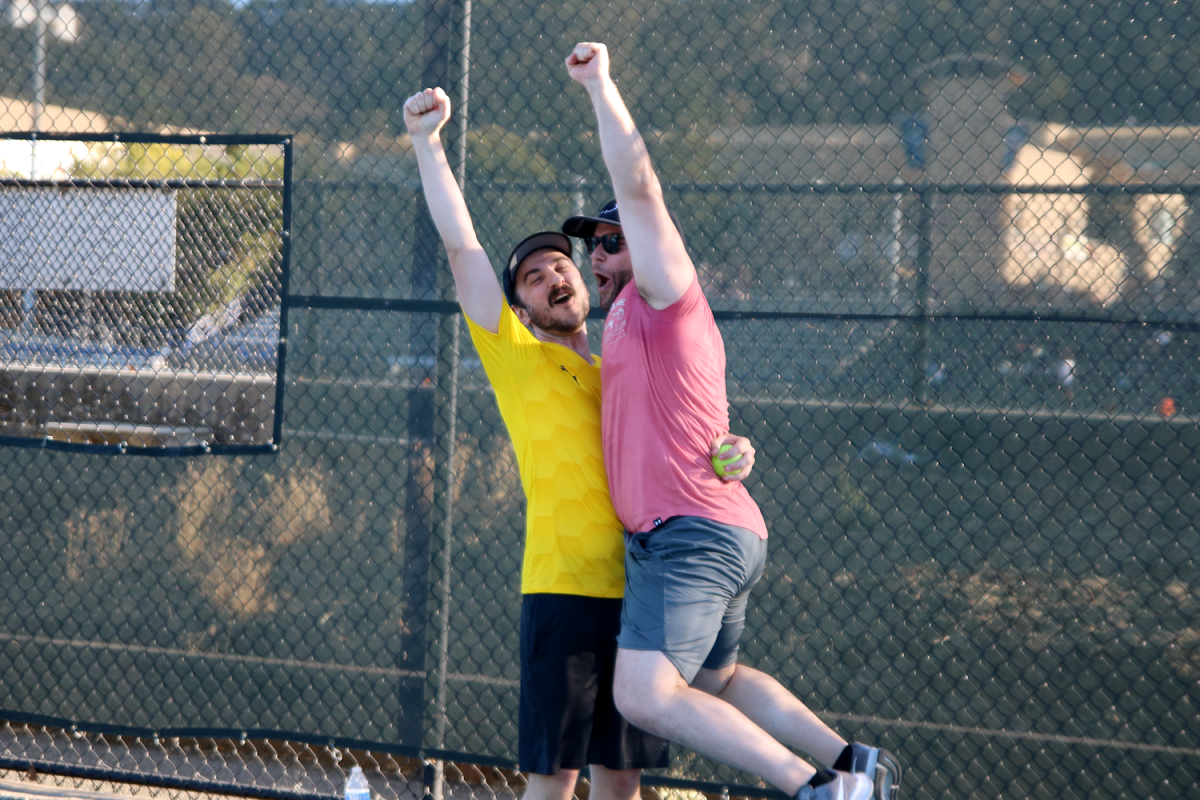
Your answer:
[609,770,641,797]
[524,770,580,800]
[588,767,641,800]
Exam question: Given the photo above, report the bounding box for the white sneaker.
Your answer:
[796,771,872,800]
[838,742,901,800]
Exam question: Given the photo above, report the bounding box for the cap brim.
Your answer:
[504,231,574,304]
[562,215,621,239]
[508,232,572,271]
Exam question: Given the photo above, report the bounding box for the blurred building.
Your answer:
[695,57,1198,312]
[919,55,1027,310]
[1005,124,1196,308]
[0,96,112,179]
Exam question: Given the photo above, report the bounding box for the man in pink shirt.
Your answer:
[562,43,901,800]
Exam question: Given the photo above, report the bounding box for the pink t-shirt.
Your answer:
[600,276,768,538]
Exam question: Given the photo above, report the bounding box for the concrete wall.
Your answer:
[0,364,274,447]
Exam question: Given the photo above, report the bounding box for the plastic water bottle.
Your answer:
[345,767,371,800]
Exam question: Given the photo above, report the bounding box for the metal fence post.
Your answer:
[424,1,470,798]
[914,187,934,406]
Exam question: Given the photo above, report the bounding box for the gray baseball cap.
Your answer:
[503,231,573,304]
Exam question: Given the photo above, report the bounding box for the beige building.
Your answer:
[0,96,112,179]
[692,57,1196,311]
[1005,124,1196,307]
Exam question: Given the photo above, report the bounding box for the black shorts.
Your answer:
[519,593,669,774]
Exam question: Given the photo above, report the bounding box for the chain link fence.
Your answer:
[1,2,1199,800]
[0,132,290,452]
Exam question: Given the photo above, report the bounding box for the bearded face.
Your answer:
[587,222,632,311]
[511,249,591,334]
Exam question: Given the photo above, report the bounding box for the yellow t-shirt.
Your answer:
[464,304,625,597]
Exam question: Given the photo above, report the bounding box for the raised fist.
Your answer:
[566,42,609,86]
[403,87,451,137]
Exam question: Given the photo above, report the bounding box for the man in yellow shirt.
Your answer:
[402,88,754,800]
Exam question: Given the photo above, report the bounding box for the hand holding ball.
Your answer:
[712,443,742,478]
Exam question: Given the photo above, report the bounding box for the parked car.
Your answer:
[0,332,168,372]
[170,308,280,375]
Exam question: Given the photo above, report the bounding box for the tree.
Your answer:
[68,141,284,338]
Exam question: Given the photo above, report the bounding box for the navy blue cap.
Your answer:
[562,199,621,239]
[562,199,686,245]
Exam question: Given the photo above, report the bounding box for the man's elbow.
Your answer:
[443,241,479,261]
[618,168,664,203]
[624,182,659,202]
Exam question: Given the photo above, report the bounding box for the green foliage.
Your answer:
[467,125,557,181]
[73,142,282,182]
[5,0,1198,160]
[70,142,284,327]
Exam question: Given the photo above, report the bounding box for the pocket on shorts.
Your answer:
[625,531,658,562]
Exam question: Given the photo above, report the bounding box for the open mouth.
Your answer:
[594,274,611,291]
[551,290,573,306]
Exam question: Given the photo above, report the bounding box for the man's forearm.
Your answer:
[585,77,662,203]
[411,134,481,255]
[568,42,695,307]
[403,87,501,328]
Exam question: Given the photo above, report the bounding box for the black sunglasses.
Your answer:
[586,233,624,254]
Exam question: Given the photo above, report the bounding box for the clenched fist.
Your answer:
[565,42,610,87]
[403,87,451,137]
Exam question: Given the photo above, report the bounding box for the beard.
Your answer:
[526,291,590,335]
[598,270,631,312]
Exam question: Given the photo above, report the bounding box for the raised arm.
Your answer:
[403,87,503,331]
[565,43,694,310]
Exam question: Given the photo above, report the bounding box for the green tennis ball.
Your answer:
[712,443,742,477]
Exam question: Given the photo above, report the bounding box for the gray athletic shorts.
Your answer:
[618,516,768,684]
